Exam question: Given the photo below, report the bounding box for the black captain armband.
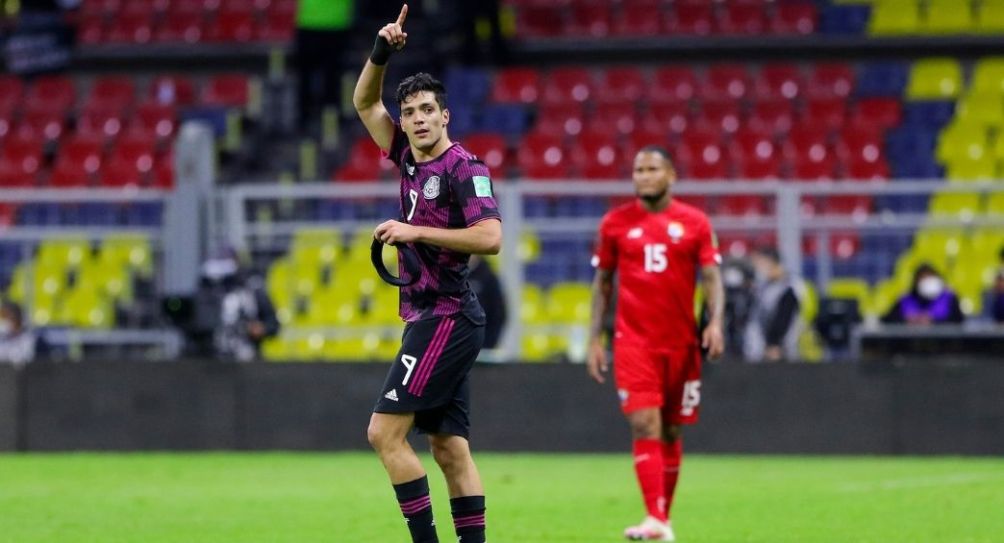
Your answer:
[371,238,421,287]
[370,35,395,66]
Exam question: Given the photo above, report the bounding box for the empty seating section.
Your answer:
[74,0,296,44]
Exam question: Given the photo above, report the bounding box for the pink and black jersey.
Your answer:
[386,127,502,323]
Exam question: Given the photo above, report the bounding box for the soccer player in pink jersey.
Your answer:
[588,146,726,541]
[353,5,502,543]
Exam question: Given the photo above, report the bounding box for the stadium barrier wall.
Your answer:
[0,364,17,451]
[6,360,1004,455]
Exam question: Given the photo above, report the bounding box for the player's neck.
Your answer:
[411,135,454,163]
[640,194,672,213]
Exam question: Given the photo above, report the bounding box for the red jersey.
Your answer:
[592,199,721,350]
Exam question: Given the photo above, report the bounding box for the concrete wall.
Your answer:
[4,360,1003,454]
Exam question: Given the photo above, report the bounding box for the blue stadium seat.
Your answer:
[445,104,477,137]
[890,159,943,179]
[480,104,530,136]
[18,203,61,226]
[876,194,931,213]
[123,202,163,226]
[902,101,955,129]
[80,203,120,226]
[444,67,491,107]
[856,62,909,97]
[524,196,551,218]
[819,5,870,35]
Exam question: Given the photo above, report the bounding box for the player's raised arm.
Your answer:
[352,4,409,151]
[587,268,615,383]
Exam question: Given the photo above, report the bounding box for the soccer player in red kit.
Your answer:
[588,146,725,541]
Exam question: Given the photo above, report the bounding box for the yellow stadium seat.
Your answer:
[261,336,292,361]
[825,277,870,306]
[906,58,963,100]
[977,2,1004,34]
[984,192,1004,214]
[546,282,591,325]
[291,228,340,268]
[869,0,921,35]
[945,156,998,182]
[77,258,132,301]
[521,332,553,362]
[100,234,153,277]
[929,192,982,218]
[289,333,327,361]
[37,238,92,269]
[519,229,541,262]
[993,131,1004,159]
[870,278,904,318]
[955,93,1004,126]
[923,0,975,34]
[344,228,378,263]
[60,288,114,328]
[936,121,991,163]
[971,58,1004,95]
[796,280,818,325]
[520,284,547,324]
[324,335,382,362]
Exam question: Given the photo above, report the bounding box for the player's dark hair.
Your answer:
[396,72,447,110]
[637,145,675,170]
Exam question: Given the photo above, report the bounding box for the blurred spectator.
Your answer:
[990,247,1004,324]
[467,255,507,349]
[721,256,755,359]
[0,300,36,367]
[744,247,802,362]
[296,0,355,127]
[189,250,280,361]
[882,263,963,325]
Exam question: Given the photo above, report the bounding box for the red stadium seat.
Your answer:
[669,3,714,35]
[17,110,67,142]
[202,74,249,107]
[220,0,256,16]
[837,124,885,163]
[804,232,861,259]
[516,6,564,37]
[623,128,671,161]
[86,76,136,112]
[206,11,256,42]
[491,68,541,104]
[644,101,691,135]
[571,132,623,179]
[106,12,154,43]
[703,64,751,100]
[845,155,890,180]
[77,107,126,142]
[166,0,205,17]
[785,123,830,157]
[807,63,855,99]
[258,11,294,41]
[596,67,646,105]
[614,4,663,36]
[120,0,156,17]
[754,64,803,100]
[0,111,11,142]
[25,76,76,116]
[77,14,106,44]
[80,0,120,16]
[716,2,767,35]
[156,13,204,43]
[650,67,699,103]
[677,127,729,179]
[535,102,585,137]
[332,162,376,182]
[852,98,901,129]
[0,75,23,111]
[268,0,296,17]
[590,102,640,137]
[542,68,594,106]
[771,2,817,34]
[111,133,157,176]
[517,133,569,180]
[131,102,178,143]
[697,98,743,134]
[0,136,44,186]
[100,156,145,187]
[346,137,396,176]
[803,96,847,131]
[731,127,783,179]
[148,75,196,106]
[789,151,837,181]
[568,3,611,37]
[718,195,769,216]
[152,155,174,188]
[462,133,508,176]
[748,98,796,134]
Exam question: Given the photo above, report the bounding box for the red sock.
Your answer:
[633,439,667,522]
[662,438,682,520]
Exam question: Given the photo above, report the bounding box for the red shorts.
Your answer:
[612,342,703,425]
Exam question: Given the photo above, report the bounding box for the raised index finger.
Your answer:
[396,4,408,26]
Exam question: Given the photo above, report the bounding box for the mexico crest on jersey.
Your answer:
[423,176,441,199]
[667,222,685,242]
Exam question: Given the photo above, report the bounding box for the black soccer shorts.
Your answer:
[373,314,485,438]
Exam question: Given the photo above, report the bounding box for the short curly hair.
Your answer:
[396,72,447,110]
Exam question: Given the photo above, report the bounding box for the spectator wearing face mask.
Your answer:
[882,263,964,325]
[0,300,36,367]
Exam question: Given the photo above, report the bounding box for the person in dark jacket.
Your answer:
[882,263,964,325]
[467,255,506,349]
[744,247,802,362]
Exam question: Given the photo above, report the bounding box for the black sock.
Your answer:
[394,476,439,543]
[451,495,486,543]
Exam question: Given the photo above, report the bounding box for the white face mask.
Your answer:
[917,276,945,300]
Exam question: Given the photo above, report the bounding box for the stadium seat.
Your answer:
[542,68,594,105]
[110,133,157,181]
[0,135,44,187]
[643,102,690,135]
[86,76,136,112]
[820,4,870,35]
[480,104,530,136]
[929,192,982,218]
[650,67,699,102]
[807,63,855,99]
[25,76,76,116]
[623,127,672,161]
[956,93,1004,127]
[923,0,974,34]
[970,58,1004,95]
[731,127,783,179]
[676,128,729,179]
[156,13,204,43]
[148,75,197,106]
[614,3,663,36]
[595,67,646,105]
[77,107,125,143]
[491,68,541,104]
[518,133,569,180]
[590,102,640,136]
[906,58,963,100]
[206,11,256,42]
[846,154,890,179]
[717,1,767,35]
[754,64,803,100]
[106,12,155,43]
[852,98,902,129]
[17,109,67,143]
[748,98,796,134]
[856,62,908,97]
[771,2,818,35]
[258,11,295,42]
[567,3,611,37]
[571,132,623,179]
[515,5,564,37]
[76,13,106,44]
[462,133,507,176]
[345,137,396,177]
[101,156,145,187]
[936,120,991,163]
[804,96,847,131]
[0,75,22,115]
[668,3,714,35]
[696,97,742,134]
[534,102,585,137]
[703,64,751,100]
[131,102,178,143]
[901,101,955,129]
[202,74,250,108]
[945,156,997,181]
[976,1,1004,33]
[869,0,921,35]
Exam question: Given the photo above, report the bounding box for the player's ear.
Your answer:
[442,107,450,126]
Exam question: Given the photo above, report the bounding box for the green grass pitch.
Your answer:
[1,453,1002,542]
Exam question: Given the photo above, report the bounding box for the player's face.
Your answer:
[399,91,449,153]
[632,151,675,203]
